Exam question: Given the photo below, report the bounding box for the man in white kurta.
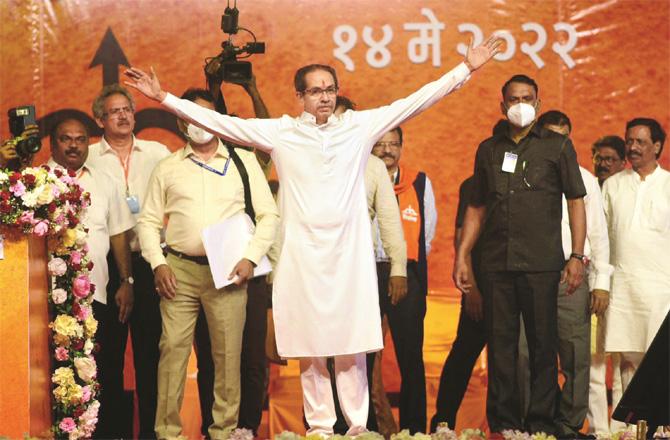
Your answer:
[602,118,670,401]
[124,35,501,435]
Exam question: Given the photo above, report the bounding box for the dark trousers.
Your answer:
[518,279,592,436]
[95,252,162,439]
[93,299,130,439]
[194,277,269,436]
[430,294,487,432]
[480,270,560,435]
[378,261,427,433]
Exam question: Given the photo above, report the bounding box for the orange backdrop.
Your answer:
[1,0,669,296]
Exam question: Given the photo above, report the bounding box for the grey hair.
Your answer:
[91,84,135,119]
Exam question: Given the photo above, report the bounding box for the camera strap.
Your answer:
[226,145,256,226]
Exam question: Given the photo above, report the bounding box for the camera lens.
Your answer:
[16,136,41,157]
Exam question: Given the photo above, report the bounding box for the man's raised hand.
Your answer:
[465,34,503,72]
[124,67,167,102]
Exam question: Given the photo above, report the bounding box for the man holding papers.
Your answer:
[136,88,278,440]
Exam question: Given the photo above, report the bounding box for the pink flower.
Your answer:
[19,210,36,225]
[10,181,26,197]
[59,417,76,433]
[33,220,49,237]
[55,347,69,361]
[48,258,68,276]
[72,275,91,299]
[52,288,68,304]
[70,251,82,265]
[81,385,92,403]
[74,303,90,321]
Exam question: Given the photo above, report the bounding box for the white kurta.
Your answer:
[47,159,136,304]
[602,166,670,352]
[162,62,471,357]
[560,166,612,291]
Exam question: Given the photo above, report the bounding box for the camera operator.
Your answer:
[209,74,272,176]
[0,124,39,170]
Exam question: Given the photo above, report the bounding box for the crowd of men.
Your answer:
[0,33,668,440]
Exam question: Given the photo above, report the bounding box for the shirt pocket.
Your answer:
[524,157,558,192]
[648,195,670,232]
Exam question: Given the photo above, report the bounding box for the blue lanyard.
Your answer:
[189,155,231,176]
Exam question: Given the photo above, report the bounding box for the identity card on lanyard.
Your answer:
[117,150,141,214]
[189,156,231,177]
[502,152,518,173]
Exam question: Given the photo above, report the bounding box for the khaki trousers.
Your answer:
[155,254,247,440]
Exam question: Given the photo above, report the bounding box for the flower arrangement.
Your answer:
[0,165,98,439]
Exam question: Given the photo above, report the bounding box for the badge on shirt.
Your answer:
[126,195,140,214]
[502,152,518,173]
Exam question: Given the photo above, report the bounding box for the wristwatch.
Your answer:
[120,276,135,285]
[569,253,589,266]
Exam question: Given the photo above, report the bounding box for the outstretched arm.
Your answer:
[363,34,502,145]
[238,76,273,174]
[124,67,279,152]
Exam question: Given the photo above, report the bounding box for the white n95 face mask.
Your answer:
[187,123,215,144]
[506,102,536,128]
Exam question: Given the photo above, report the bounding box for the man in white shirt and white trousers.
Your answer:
[602,118,670,408]
[124,35,501,436]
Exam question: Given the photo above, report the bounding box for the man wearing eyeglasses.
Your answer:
[591,136,626,187]
[370,126,435,433]
[124,34,502,437]
[601,118,670,426]
[87,84,171,439]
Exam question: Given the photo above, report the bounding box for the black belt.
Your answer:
[165,246,209,265]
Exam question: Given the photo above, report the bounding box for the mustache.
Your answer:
[595,165,609,173]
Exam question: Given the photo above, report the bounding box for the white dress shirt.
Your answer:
[47,159,135,304]
[87,136,170,252]
[561,166,613,291]
[602,166,670,352]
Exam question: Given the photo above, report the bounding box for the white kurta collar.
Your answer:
[633,163,662,183]
[298,111,339,128]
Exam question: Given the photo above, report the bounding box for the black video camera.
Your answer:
[204,0,265,84]
[8,105,41,158]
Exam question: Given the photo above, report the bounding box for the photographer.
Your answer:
[0,124,39,170]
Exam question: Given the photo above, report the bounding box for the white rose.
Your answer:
[74,356,97,382]
[75,227,87,246]
[21,190,39,208]
[83,339,93,355]
[51,288,67,304]
[36,184,55,205]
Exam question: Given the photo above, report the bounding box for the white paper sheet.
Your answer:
[200,213,272,289]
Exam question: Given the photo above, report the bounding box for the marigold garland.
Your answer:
[0,165,99,439]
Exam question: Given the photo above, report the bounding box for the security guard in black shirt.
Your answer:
[454,75,587,436]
